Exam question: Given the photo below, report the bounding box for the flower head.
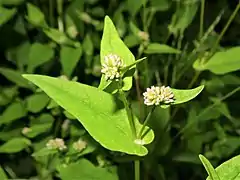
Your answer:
[101,53,125,81]
[46,138,67,151]
[138,31,149,42]
[22,127,32,135]
[143,86,174,106]
[73,139,87,152]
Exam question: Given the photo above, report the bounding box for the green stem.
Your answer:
[137,106,155,139]
[49,0,54,27]
[118,88,137,139]
[199,0,205,39]
[57,0,64,32]
[211,2,240,54]
[134,160,140,180]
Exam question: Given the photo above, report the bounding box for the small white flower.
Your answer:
[22,127,32,135]
[46,138,67,151]
[143,86,174,106]
[101,53,125,81]
[72,139,87,152]
[161,86,175,103]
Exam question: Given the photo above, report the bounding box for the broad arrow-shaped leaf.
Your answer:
[23,75,154,156]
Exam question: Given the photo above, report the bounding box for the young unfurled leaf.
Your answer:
[0,138,31,153]
[193,47,240,75]
[98,16,135,92]
[23,75,154,156]
[144,43,181,54]
[199,154,220,180]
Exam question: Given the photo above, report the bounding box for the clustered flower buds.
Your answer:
[46,138,67,151]
[73,139,87,152]
[143,86,174,106]
[138,31,149,42]
[22,127,32,135]
[101,53,125,81]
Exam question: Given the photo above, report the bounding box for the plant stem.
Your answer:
[199,0,205,39]
[211,2,240,54]
[118,88,137,139]
[134,160,140,180]
[49,0,54,27]
[137,106,155,139]
[57,0,64,32]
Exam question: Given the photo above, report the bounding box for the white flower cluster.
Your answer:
[46,138,67,151]
[73,139,87,152]
[143,86,174,106]
[101,53,125,81]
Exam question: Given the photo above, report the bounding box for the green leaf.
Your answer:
[24,124,51,138]
[0,67,32,89]
[99,16,135,92]
[144,43,181,54]
[65,14,78,39]
[0,166,7,180]
[169,2,199,34]
[0,0,25,5]
[32,147,58,157]
[124,35,141,48]
[193,47,240,75]
[0,6,16,26]
[0,138,31,153]
[43,28,79,47]
[26,3,47,27]
[26,93,49,113]
[27,43,54,73]
[206,155,240,180]
[150,0,170,11]
[126,0,146,17]
[22,75,154,156]
[57,159,118,180]
[199,155,220,180]
[0,101,27,125]
[31,113,54,125]
[0,86,18,106]
[60,45,82,77]
[168,85,204,106]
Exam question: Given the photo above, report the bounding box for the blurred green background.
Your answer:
[0,0,240,179]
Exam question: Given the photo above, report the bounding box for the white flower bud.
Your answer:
[46,138,67,151]
[72,139,87,152]
[101,53,125,81]
[22,127,32,135]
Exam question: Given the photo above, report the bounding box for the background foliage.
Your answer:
[0,0,240,179]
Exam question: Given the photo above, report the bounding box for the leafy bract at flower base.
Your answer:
[98,16,136,93]
[22,75,154,156]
